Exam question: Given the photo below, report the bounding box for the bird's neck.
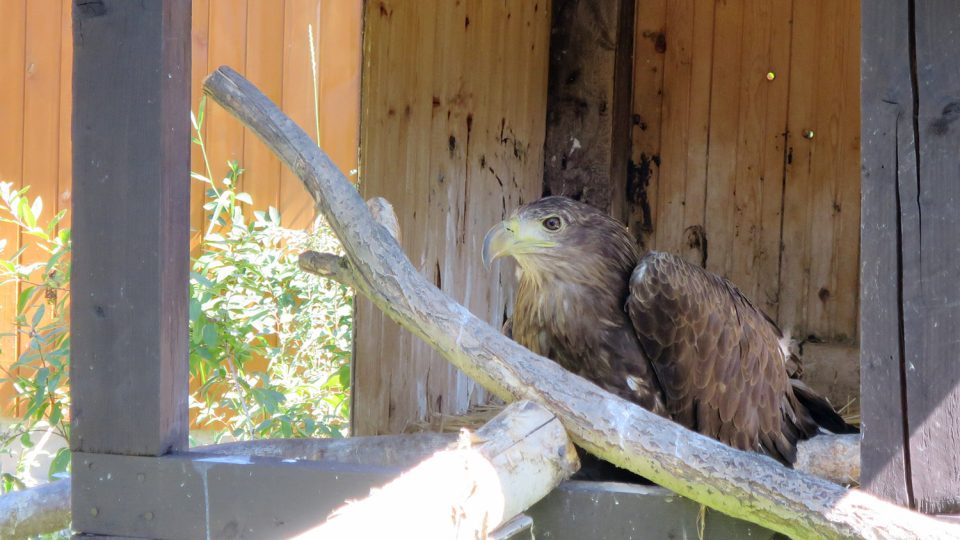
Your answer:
[515,259,634,336]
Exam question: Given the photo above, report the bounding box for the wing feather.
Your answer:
[626,251,814,464]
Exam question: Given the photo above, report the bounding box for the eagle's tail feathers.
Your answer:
[791,379,859,434]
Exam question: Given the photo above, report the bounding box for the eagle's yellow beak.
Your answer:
[482,216,555,269]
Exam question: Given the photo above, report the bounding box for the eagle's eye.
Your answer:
[542,216,562,231]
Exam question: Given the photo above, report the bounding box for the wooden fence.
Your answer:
[0,0,361,414]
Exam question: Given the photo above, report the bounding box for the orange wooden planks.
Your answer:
[0,0,27,413]
[18,0,64,377]
[205,1,248,195]
[190,0,211,247]
[243,0,286,213]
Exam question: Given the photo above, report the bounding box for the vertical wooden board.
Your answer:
[906,0,960,514]
[781,0,860,341]
[702,0,744,280]
[317,0,362,181]
[779,0,819,335]
[653,0,716,268]
[830,0,862,341]
[542,0,634,215]
[753,0,792,319]
[859,0,911,507]
[243,0,286,212]
[728,0,791,317]
[71,0,191,456]
[58,0,73,228]
[19,0,63,369]
[204,1,247,194]
[626,0,665,249]
[801,1,849,338]
[676,0,717,269]
[653,0,695,258]
[280,0,321,230]
[390,0,438,433]
[354,0,422,435]
[190,0,210,246]
[0,0,26,413]
[355,0,551,435]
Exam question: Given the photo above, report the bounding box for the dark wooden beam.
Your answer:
[861,0,960,514]
[543,0,635,219]
[70,451,774,540]
[70,0,191,457]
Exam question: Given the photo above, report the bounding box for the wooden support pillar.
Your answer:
[71,0,191,457]
[543,0,635,219]
[861,0,960,514]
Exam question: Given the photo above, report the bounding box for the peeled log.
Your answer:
[203,66,960,539]
[0,479,70,539]
[294,400,579,539]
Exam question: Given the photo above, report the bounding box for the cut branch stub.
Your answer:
[202,65,960,539]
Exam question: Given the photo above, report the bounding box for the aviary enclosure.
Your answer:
[63,0,960,538]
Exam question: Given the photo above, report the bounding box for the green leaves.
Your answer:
[188,176,353,441]
[0,184,72,494]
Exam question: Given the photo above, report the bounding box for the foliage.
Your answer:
[0,99,352,493]
[0,182,71,492]
[188,99,352,440]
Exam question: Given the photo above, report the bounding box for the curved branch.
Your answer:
[203,66,960,539]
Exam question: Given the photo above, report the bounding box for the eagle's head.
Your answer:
[482,196,639,286]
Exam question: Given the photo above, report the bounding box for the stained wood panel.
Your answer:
[629,0,860,342]
[626,0,665,249]
[244,0,287,213]
[780,0,861,341]
[204,1,248,193]
[0,0,27,414]
[543,0,634,218]
[356,0,551,435]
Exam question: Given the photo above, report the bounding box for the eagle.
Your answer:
[482,196,856,466]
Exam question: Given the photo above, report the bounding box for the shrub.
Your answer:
[0,103,352,489]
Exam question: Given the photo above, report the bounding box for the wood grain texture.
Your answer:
[71,0,191,455]
[189,0,210,248]
[626,0,665,249]
[904,0,960,514]
[355,0,550,435]
[19,0,64,371]
[242,0,286,214]
[630,0,861,343]
[858,0,913,511]
[780,0,861,342]
[202,66,960,537]
[0,0,26,414]
[204,0,248,191]
[543,0,634,216]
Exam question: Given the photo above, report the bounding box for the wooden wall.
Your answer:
[355,0,551,435]
[0,0,361,414]
[629,0,861,343]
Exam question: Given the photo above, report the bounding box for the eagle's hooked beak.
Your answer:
[482,216,556,269]
[482,219,514,269]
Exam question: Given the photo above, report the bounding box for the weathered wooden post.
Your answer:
[71,0,192,532]
[861,0,960,515]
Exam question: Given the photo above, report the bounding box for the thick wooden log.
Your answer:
[0,479,70,539]
[294,401,578,539]
[202,66,960,539]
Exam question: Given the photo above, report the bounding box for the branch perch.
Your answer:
[203,66,960,539]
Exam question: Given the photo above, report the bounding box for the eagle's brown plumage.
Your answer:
[482,196,856,466]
